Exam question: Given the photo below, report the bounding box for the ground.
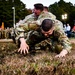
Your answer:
[0,38,75,75]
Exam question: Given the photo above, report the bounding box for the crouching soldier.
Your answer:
[14,19,72,58]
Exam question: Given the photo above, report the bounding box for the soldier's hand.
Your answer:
[18,38,29,54]
[55,49,68,58]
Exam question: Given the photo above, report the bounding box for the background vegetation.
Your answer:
[49,0,75,28]
[0,40,75,75]
[0,0,75,28]
[0,0,32,27]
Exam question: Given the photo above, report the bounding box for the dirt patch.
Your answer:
[0,38,75,75]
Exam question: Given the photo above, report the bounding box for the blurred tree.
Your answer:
[1,0,75,28]
[49,0,75,27]
[0,0,32,27]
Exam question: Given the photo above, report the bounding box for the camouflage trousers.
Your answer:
[25,30,63,53]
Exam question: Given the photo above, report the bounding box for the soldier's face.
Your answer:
[41,28,54,37]
[33,8,41,16]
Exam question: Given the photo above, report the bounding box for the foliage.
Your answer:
[0,42,75,75]
[0,0,75,28]
[49,0,75,27]
[0,0,32,27]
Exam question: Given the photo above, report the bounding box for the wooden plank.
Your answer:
[0,39,13,43]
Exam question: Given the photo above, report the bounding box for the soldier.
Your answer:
[14,19,72,58]
[14,3,72,58]
[44,6,49,12]
[15,3,56,27]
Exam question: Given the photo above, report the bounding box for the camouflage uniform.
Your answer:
[15,11,56,39]
[14,11,72,53]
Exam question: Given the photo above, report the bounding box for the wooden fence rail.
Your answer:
[0,39,13,43]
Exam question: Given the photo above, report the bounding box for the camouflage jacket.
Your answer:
[14,11,72,53]
[15,11,56,38]
[16,11,56,26]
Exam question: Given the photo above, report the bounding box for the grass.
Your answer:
[0,39,75,75]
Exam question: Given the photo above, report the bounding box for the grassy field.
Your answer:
[0,38,75,75]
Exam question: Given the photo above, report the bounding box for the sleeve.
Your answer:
[31,11,57,26]
[54,20,72,53]
[16,14,35,27]
[15,22,39,40]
